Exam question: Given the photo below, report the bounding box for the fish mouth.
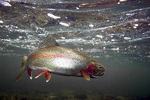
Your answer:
[95,67,105,76]
[99,72,104,76]
[94,71,104,76]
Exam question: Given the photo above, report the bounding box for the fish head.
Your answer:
[93,63,105,76]
[86,61,105,76]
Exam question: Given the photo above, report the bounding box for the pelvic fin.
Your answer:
[35,69,51,82]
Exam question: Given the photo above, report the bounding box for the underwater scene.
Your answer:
[0,0,150,100]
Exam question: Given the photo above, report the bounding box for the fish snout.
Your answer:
[94,66,105,76]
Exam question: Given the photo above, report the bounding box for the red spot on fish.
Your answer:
[84,64,98,73]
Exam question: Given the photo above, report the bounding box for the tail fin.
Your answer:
[16,56,28,82]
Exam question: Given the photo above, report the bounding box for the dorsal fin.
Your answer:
[38,34,59,48]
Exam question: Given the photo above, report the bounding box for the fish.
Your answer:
[16,34,105,82]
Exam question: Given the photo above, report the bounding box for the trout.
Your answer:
[16,35,105,82]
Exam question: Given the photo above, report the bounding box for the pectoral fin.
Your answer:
[80,70,90,81]
[45,70,51,82]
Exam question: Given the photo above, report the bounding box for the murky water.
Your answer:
[0,0,150,99]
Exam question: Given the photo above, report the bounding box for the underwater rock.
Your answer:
[35,13,57,27]
[0,91,150,100]
[19,97,28,100]
[0,1,11,7]
[10,95,18,100]
[0,3,58,27]
[116,96,126,100]
[79,0,120,8]
[59,95,69,100]
[101,94,116,100]
[101,94,142,100]
[74,94,87,100]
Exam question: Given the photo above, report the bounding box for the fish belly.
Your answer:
[27,57,88,76]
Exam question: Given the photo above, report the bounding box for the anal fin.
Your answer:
[80,70,90,81]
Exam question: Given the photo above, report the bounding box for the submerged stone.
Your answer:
[74,94,87,100]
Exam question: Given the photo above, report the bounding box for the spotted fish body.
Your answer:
[16,35,105,82]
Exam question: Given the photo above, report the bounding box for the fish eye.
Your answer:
[99,67,104,70]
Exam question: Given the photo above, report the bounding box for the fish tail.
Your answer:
[16,56,28,82]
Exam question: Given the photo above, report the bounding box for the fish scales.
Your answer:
[27,46,91,75]
[16,35,105,82]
